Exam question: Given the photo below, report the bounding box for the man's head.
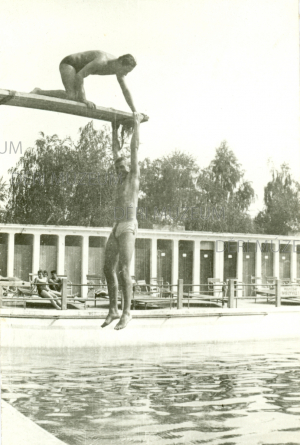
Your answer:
[115,157,130,176]
[117,54,137,76]
[51,270,57,279]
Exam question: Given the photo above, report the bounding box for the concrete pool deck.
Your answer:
[1,301,300,347]
[1,399,67,445]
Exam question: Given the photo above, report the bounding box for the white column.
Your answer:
[172,239,179,285]
[219,250,224,282]
[32,233,41,274]
[237,241,243,297]
[291,245,297,281]
[193,240,201,285]
[255,240,262,278]
[273,239,280,279]
[214,240,224,282]
[7,232,15,277]
[150,238,157,279]
[297,245,300,280]
[81,235,89,299]
[57,234,65,275]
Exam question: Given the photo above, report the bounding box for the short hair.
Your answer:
[118,54,137,68]
[51,270,57,274]
[43,270,48,274]
[37,269,43,274]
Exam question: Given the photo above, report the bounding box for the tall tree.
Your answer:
[138,151,201,227]
[6,122,117,226]
[255,164,300,235]
[66,122,116,226]
[138,143,255,233]
[5,133,256,234]
[0,177,8,222]
[193,141,255,232]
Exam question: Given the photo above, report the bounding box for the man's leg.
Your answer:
[31,64,77,100]
[114,232,135,330]
[102,234,120,327]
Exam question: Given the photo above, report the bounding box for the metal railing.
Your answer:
[225,279,300,308]
[1,278,300,310]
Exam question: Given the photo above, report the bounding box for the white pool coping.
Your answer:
[1,399,67,445]
[1,305,300,347]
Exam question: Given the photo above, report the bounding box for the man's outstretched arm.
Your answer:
[130,113,143,175]
[117,76,137,113]
[111,121,121,159]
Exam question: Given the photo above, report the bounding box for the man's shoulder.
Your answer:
[93,51,115,63]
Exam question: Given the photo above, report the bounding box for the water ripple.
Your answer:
[1,342,300,445]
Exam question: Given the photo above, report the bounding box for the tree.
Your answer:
[138,143,255,233]
[5,122,117,226]
[138,151,201,227]
[194,141,255,232]
[0,177,8,222]
[66,121,116,226]
[255,164,300,235]
[5,133,256,234]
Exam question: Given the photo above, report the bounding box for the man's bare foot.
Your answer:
[114,313,132,330]
[31,88,41,94]
[101,311,120,328]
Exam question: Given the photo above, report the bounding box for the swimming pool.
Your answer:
[1,340,300,445]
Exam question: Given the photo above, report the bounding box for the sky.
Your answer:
[1,0,299,216]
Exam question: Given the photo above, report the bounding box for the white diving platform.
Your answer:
[0,89,149,124]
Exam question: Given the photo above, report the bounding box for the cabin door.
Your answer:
[65,245,82,296]
[243,251,255,296]
[200,250,214,294]
[261,251,273,283]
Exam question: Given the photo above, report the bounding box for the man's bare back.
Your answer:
[61,50,123,75]
[31,50,137,110]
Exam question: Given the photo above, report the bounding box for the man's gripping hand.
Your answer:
[133,112,144,124]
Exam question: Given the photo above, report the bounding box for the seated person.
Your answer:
[34,269,61,309]
[48,270,62,295]
[43,269,61,296]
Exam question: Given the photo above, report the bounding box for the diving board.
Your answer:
[0,89,149,124]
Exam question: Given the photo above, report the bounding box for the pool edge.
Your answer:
[1,399,67,445]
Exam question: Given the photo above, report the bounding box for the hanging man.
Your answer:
[102,112,143,330]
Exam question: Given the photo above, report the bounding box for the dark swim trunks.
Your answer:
[60,55,85,73]
[60,51,100,73]
[112,220,138,240]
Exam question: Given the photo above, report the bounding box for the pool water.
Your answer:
[1,341,300,445]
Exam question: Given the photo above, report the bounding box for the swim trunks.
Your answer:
[34,277,48,296]
[60,55,84,73]
[60,51,100,73]
[112,220,138,239]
